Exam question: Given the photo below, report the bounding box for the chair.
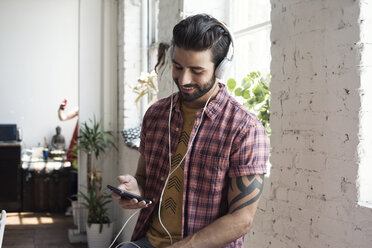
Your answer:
[0,210,6,248]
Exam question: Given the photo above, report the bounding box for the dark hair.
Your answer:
[155,42,170,73]
[172,14,231,69]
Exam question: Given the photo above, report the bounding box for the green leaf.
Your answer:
[253,85,263,96]
[256,95,265,104]
[248,97,256,105]
[249,71,260,79]
[234,87,243,96]
[227,78,237,92]
[77,116,117,160]
[242,89,250,99]
[241,77,251,89]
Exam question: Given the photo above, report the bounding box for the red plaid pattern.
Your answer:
[132,84,269,247]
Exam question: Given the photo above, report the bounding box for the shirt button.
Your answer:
[160,176,164,181]
[176,128,179,131]
[153,197,156,202]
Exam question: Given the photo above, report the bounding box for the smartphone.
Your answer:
[107,184,152,205]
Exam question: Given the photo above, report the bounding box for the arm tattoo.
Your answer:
[228,175,264,213]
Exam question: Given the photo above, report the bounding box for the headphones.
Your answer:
[168,21,235,81]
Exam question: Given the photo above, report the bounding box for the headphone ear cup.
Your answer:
[215,58,232,80]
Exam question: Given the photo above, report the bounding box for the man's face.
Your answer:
[172,46,217,107]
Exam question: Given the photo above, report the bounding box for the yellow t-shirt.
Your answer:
[146,102,197,247]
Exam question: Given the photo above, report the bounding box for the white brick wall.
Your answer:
[358,0,372,207]
[247,1,372,247]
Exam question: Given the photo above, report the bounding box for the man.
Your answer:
[114,14,269,248]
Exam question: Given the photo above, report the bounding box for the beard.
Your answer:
[174,75,216,102]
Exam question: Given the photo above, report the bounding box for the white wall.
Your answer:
[358,0,372,208]
[78,0,118,209]
[0,0,79,149]
[247,1,372,247]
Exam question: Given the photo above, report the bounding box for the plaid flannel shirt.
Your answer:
[133,84,269,247]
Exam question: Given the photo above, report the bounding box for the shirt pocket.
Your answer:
[189,151,229,196]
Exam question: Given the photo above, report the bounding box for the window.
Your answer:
[123,0,159,129]
[229,0,272,175]
[121,0,159,148]
[230,0,271,80]
[139,0,159,119]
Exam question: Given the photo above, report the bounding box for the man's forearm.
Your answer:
[168,210,252,248]
[169,174,263,248]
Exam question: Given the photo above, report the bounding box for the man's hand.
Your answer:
[113,174,148,209]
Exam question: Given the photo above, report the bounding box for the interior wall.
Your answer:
[247,1,372,247]
[0,0,79,149]
[78,0,118,225]
[358,0,372,208]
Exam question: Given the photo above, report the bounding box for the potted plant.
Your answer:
[76,116,117,193]
[78,187,113,248]
[75,117,117,246]
[227,71,271,135]
[127,69,158,110]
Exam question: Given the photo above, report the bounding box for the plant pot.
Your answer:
[86,222,113,248]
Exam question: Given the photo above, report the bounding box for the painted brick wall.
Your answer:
[246,1,372,247]
[358,0,372,207]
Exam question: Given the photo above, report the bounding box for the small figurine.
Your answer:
[51,126,66,150]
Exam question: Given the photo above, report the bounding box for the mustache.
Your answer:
[174,79,199,88]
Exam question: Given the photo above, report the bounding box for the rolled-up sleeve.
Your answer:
[228,120,270,177]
